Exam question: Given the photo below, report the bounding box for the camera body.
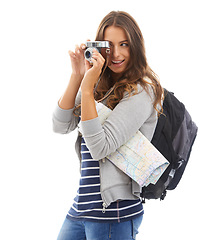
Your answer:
[84,41,111,65]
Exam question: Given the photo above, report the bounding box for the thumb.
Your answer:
[85,58,92,71]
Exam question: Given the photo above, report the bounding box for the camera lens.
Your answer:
[85,50,92,59]
[84,47,96,62]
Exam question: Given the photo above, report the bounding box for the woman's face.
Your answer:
[104,26,130,77]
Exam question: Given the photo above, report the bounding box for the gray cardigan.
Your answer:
[52,84,158,207]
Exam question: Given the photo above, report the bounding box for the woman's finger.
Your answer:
[80,43,86,51]
[75,45,81,54]
[68,50,76,58]
[93,49,105,60]
[92,53,105,66]
[85,58,92,71]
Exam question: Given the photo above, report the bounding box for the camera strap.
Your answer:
[97,85,115,103]
[93,51,113,101]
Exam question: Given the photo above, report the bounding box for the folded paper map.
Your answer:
[96,102,169,187]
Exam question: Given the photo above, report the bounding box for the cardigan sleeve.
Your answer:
[80,86,157,160]
[52,90,81,134]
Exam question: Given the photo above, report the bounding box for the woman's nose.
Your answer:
[112,46,120,58]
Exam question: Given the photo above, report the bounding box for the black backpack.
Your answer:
[141,89,198,202]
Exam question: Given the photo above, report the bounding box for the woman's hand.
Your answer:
[59,43,86,110]
[81,49,106,93]
[68,43,86,79]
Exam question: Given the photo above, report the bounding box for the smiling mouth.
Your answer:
[111,60,125,64]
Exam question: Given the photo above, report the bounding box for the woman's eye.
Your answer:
[121,43,129,47]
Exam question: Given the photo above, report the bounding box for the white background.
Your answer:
[1,0,211,239]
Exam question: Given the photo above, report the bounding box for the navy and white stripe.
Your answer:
[67,137,144,223]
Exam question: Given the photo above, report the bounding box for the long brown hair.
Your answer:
[94,11,164,113]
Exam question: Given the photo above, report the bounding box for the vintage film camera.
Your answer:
[84,41,112,65]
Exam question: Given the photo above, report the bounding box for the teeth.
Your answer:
[112,60,123,64]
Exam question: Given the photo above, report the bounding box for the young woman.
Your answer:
[53,11,163,240]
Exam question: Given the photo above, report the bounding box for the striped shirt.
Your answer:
[67,137,144,223]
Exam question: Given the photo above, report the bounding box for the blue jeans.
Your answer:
[57,215,143,240]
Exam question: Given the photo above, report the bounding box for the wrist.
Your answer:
[71,72,84,81]
[81,88,94,96]
[81,77,95,94]
[81,89,97,121]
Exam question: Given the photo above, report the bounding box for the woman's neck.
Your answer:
[110,71,123,83]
